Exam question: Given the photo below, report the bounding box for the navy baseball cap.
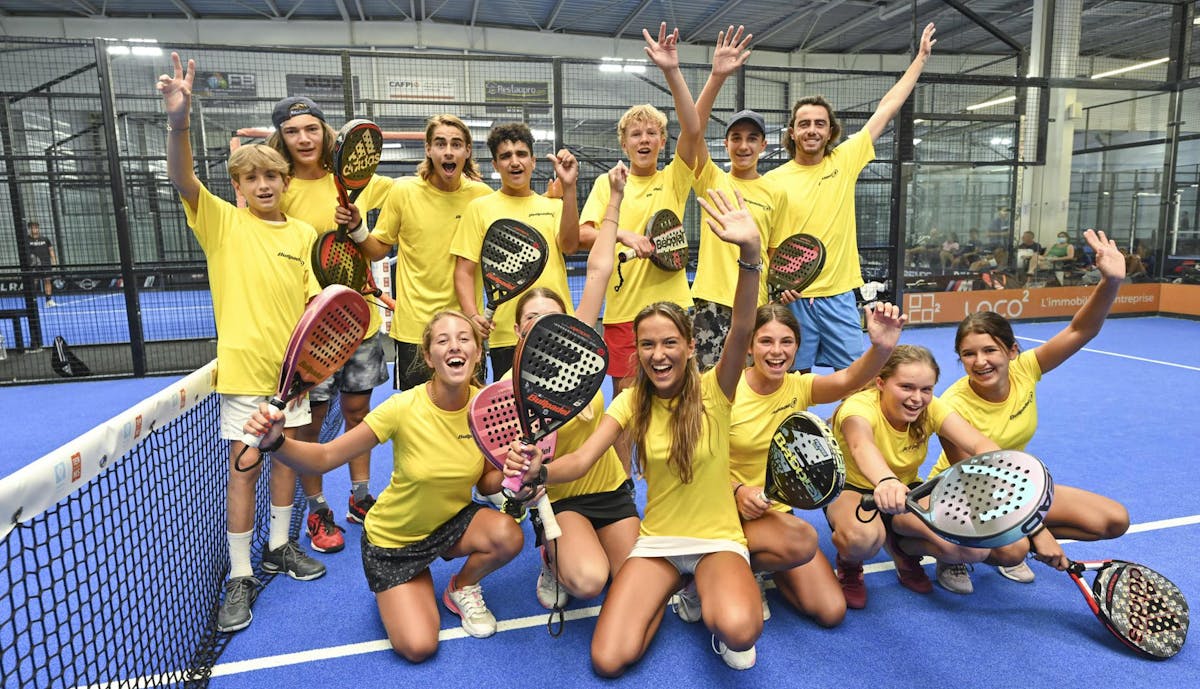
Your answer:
[726,109,767,137]
[272,97,326,128]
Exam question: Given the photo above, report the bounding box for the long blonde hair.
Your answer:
[417,114,482,182]
[626,302,706,483]
[419,310,485,388]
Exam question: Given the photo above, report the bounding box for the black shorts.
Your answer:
[532,479,639,547]
[393,340,431,391]
[360,502,481,593]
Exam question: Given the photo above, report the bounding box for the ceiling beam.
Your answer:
[333,0,351,22]
[545,0,568,30]
[685,0,747,43]
[614,0,655,39]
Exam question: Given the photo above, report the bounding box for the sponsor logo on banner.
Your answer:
[285,73,361,102]
[55,460,68,489]
[179,389,187,409]
[71,453,82,482]
[904,284,1160,325]
[385,78,456,101]
[134,414,143,438]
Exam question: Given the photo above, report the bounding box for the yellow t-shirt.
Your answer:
[764,129,875,297]
[371,176,493,343]
[498,370,627,501]
[605,370,745,544]
[930,349,1043,476]
[449,191,574,348]
[729,372,817,514]
[362,384,485,548]
[579,154,694,323]
[691,161,789,306]
[833,388,951,489]
[184,185,320,395]
[281,173,394,338]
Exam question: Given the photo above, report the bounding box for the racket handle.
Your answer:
[501,473,524,493]
[534,494,561,541]
[860,494,876,512]
[237,397,287,451]
[617,248,636,263]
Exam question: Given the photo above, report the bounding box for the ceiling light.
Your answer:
[966,95,1016,111]
[1090,57,1169,80]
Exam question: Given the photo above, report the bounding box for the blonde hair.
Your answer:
[264,120,337,175]
[877,344,941,447]
[417,114,482,182]
[617,104,668,145]
[626,302,706,483]
[420,310,485,388]
[227,144,290,182]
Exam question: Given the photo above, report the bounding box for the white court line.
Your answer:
[192,514,1200,681]
[1015,336,1200,371]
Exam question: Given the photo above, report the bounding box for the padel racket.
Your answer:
[236,285,371,471]
[332,118,382,212]
[480,218,549,320]
[468,381,561,540]
[765,411,845,510]
[614,209,688,292]
[1066,559,1189,659]
[768,233,826,299]
[509,313,608,502]
[312,229,396,311]
[859,449,1054,549]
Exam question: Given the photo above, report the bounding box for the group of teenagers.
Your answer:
[157,20,1132,675]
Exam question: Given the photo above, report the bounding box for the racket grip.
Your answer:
[617,249,635,262]
[860,494,877,512]
[237,398,287,452]
[501,473,525,493]
[535,494,561,541]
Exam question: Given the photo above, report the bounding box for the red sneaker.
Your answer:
[884,529,932,594]
[306,507,346,553]
[346,493,376,525]
[835,555,867,609]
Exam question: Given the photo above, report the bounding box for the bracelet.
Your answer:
[347,223,369,243]
[167,124,190,132]
[875,476,902,487]
[602,215,619,225]
[736,257,763,273]
[524,464,549,489]
[733,482,745,496]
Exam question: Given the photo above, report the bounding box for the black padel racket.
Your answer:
[480,218,550,320]
[765,411,845,510]
[615,209,688,292]
[236,285,371,471]
[768,233,826,299]
[1067,559,1189,659]
[468,381,561,540]
[512,313,608,473]
[859,449,1054,549]
[312,229,395,311]
[332,118,382,213]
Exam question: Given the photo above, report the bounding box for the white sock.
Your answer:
[269,504,292,551]
[228,530,254,579]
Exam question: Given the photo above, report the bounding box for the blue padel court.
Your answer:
[4,316,1196,689]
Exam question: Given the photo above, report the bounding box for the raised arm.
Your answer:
[549,148,581,254]
[1033,229,1124,373]
[865,23,935,142]
[692,25,753,172]
[643,23,701,168]
[157,52,201,208]
[576,162,627,325]
[811,302,906,404]
[695,188,762,400]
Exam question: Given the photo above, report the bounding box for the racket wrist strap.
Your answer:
[262,434,284,453]
[347,223,369,244]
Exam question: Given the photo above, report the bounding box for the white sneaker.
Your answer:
[935,562,974,595]
[45,299,57,307]
[755,572,772,621]
[443,575,497,638]
[997,560,1036,583]
[672,581,701,623]
[535,548,568,609]
[712,635,756,670]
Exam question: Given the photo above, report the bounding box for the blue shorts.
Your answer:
[789,290,864,371]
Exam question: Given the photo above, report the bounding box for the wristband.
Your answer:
[736,257,763,272]
[733,482,745,496]
[262,434,284,453]
[347,223,369,244]
[875,476,902,487]
[525,464,548,489]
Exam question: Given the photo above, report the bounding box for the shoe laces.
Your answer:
[453,582,488,618]
[945,563,973,577]
[314,509,344,536]
[225,577,259,604]
[354,494,376,511]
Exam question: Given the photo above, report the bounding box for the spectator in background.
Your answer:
[938,233,960,273]
[26,221,58,307]
[986,207,1011,249]
[1013,231,1043,277]
[1028,231,1075,284]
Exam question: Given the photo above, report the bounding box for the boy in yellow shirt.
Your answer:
[159,53,324,634]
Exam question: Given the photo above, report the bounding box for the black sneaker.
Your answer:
[262,540,326,581]
[346,493,376,525]
[216,576,261,633]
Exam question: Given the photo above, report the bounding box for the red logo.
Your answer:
[179,389,187,408]
[134,414,143,438]
[71,453,82,481]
